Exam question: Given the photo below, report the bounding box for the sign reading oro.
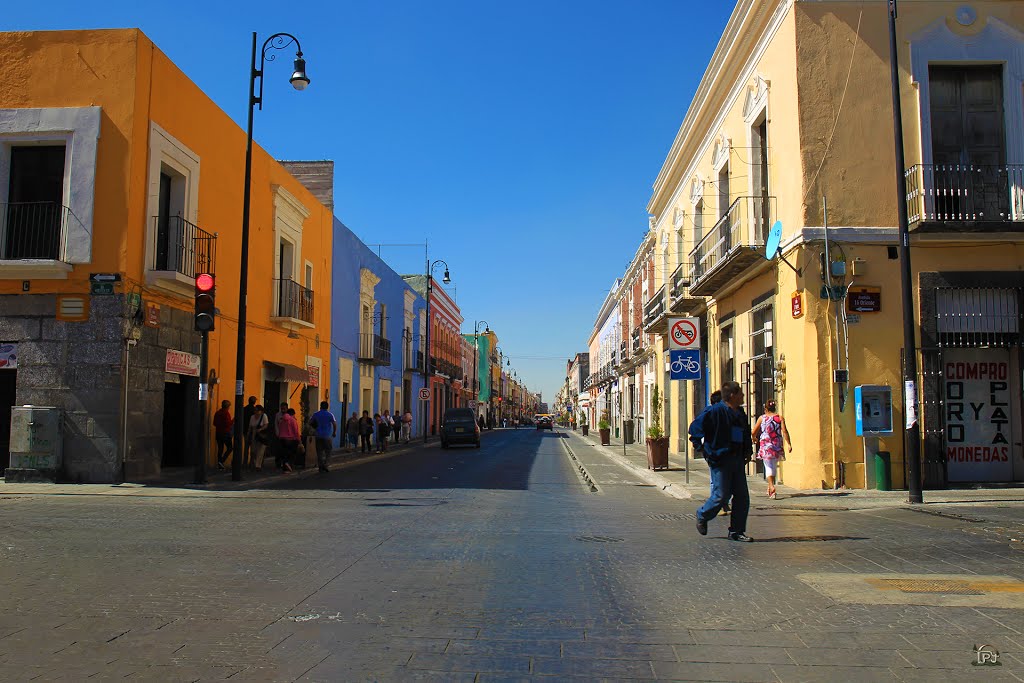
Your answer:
[668,317,701,350]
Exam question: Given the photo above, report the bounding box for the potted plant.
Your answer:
[580,410,589,437]
[598,410,611,446]
[646,385,670,470]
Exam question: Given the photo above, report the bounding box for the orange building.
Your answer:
[0,29,332,482]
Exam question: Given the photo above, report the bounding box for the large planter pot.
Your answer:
[581,425,589,436]
[599,428,611,446]
[646,437,670,470]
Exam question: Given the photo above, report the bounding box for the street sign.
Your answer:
[670,349,702,381]
[90,282,115,296]
[418,388,430,400]
[668,317,700,350]
[89,273,121,283]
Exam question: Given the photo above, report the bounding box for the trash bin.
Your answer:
[623,420,635,445]
[874,451,891,491]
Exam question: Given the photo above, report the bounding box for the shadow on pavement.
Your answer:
[753,535,869,543]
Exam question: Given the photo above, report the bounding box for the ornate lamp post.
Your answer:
[422,259,451,442]
[232,32,310,481]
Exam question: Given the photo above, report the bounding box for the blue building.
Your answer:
[330,218,426,446]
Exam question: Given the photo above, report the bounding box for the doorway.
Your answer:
[161,380,186,467]
[264,379,283,425]
[0,370,16,472]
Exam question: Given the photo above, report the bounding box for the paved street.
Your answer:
[0,427,1022,681]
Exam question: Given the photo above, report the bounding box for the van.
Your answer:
[440,408,480,449]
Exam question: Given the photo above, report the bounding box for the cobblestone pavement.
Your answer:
[0,427,1021,681]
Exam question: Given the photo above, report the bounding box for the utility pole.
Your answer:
[887,0,923,503]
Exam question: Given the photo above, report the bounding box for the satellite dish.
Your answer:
[765,220,783,259]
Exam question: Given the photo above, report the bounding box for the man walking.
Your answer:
[213,400,234,469]
[346,412,360,451]
[359,410,374,453]
[310,401,337,473]
[693,382,753,542]
[690,390,730,516]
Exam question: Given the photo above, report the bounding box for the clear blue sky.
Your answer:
[9,0,735,404]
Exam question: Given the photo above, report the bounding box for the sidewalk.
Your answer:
[562,426,1024,511]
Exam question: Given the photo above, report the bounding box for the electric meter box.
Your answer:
[7,405,63,482]
[855,385,893,435]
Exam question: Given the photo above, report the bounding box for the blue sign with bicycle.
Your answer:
[670,349,701,381]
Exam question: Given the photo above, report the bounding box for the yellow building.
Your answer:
[0,29,332,482]
[644,0,1024,489]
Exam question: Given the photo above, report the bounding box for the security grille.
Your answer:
[936,287,1022,347]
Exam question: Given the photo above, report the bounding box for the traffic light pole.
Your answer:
[195,330,209,485]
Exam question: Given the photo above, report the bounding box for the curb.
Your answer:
[567,430,693,500]
[559,436,599,493]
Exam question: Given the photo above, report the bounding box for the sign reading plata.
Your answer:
[847,286,881,313]
[165,349,200,377]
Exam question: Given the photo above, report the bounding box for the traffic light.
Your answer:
[194,273,216,332]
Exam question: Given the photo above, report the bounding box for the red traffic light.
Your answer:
[196,273,215,292]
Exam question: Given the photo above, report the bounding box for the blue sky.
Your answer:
[9,0,735,404]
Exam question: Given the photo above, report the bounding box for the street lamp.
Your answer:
[232,31,310,482]
[472,320,490,422]
[885,0,922,503]
[423,259,451,443]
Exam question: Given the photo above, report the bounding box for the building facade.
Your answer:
[0,29,332,482]
[403,275,463,435]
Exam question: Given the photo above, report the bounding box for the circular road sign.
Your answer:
[670,319,699,349]
[418,388,430,400]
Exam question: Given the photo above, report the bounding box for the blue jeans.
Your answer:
[697,457,750,534]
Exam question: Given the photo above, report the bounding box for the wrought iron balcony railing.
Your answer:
[273,278,314,324]
[631,327,643,353]
[0,201,81,261]
[619,340,629,361]
[642,285,667,331]
[669,263,702,312]
[905,164,1024,226]
[689,196,772,296]
[152,215,216,278]
[359,333,391,365]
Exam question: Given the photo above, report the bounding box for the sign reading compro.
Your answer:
[165,349,200,377]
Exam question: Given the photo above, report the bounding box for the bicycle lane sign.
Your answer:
[670,349,702,381]
[669,317,700,349]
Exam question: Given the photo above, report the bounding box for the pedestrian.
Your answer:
[689,390,730,516]
[478,415,486,431]
[248,404,269,471]
[752,399,792,499]
[242,395,257,467]
[402,410,413,443]
[359,410,373,453]
[276,407,300,473]
[346,412,360,451]
[310,401,337,473]
[288,408,306,470]
[384,410,396,443]
[374,413,388,453]
[693,381,754,542]
[214,399,234,469]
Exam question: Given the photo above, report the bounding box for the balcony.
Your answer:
[359,333,391,365]
[689,196,773,297]
[0,201,82,278]
[669,263,703,314]
[905,164,1024,231]
[631,327,643,353]
[147,215,217,294]
[619,340,629,363]
[642,285,668,333]
[272,278,315,327]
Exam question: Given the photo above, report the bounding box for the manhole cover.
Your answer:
[577,535,624,543]
[868,578,983,595]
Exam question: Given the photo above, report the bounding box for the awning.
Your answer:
[263,361,311,383]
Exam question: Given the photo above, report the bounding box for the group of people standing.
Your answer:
[213,397,337,475]
[689,382,792,543]
[344,410,412,454]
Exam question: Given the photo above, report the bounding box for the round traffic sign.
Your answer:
[670,319,698,348]
[418,388,431,400]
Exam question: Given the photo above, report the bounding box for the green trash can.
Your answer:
[874,451,891,491]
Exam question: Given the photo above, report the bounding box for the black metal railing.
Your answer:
[670,263,693,301]
[152,215,216,277]
[905,164,1024,224]
[631,327,642,353]
[643,285,667,329]
[619,340,629,362]
[359,333,391,365]
[274,279,314,324]
[0,201,76,260]
[689,196,771,284]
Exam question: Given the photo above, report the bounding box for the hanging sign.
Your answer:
[145,302,161,328]
[165,349,200,377]
[791,291,804,319]
[668,317,700,350]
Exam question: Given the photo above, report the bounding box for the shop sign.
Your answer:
[0,343,17,369]
[306,364,320,387]
[943,348,1014,482]
[791,291,804,319]
[165,349,200,377]
[847,286,881,313]
[145,302,161,328]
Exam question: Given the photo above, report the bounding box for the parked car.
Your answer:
[441,408,481,448]
[536,416,553,431]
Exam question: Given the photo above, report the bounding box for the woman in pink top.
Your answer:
[751,400,792,499]
[276,408,301,473]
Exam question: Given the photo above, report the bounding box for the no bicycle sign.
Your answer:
[669,317,701,350]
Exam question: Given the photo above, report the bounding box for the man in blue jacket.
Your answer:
[692,381,753,542]
[689,390,729,516]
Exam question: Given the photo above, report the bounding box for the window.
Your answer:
[693,199,704,246]
[4,145,65,259]
[154,167,188,272]
[719,323,735,385]
[718,164,731,220]
[750,302,775,417]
